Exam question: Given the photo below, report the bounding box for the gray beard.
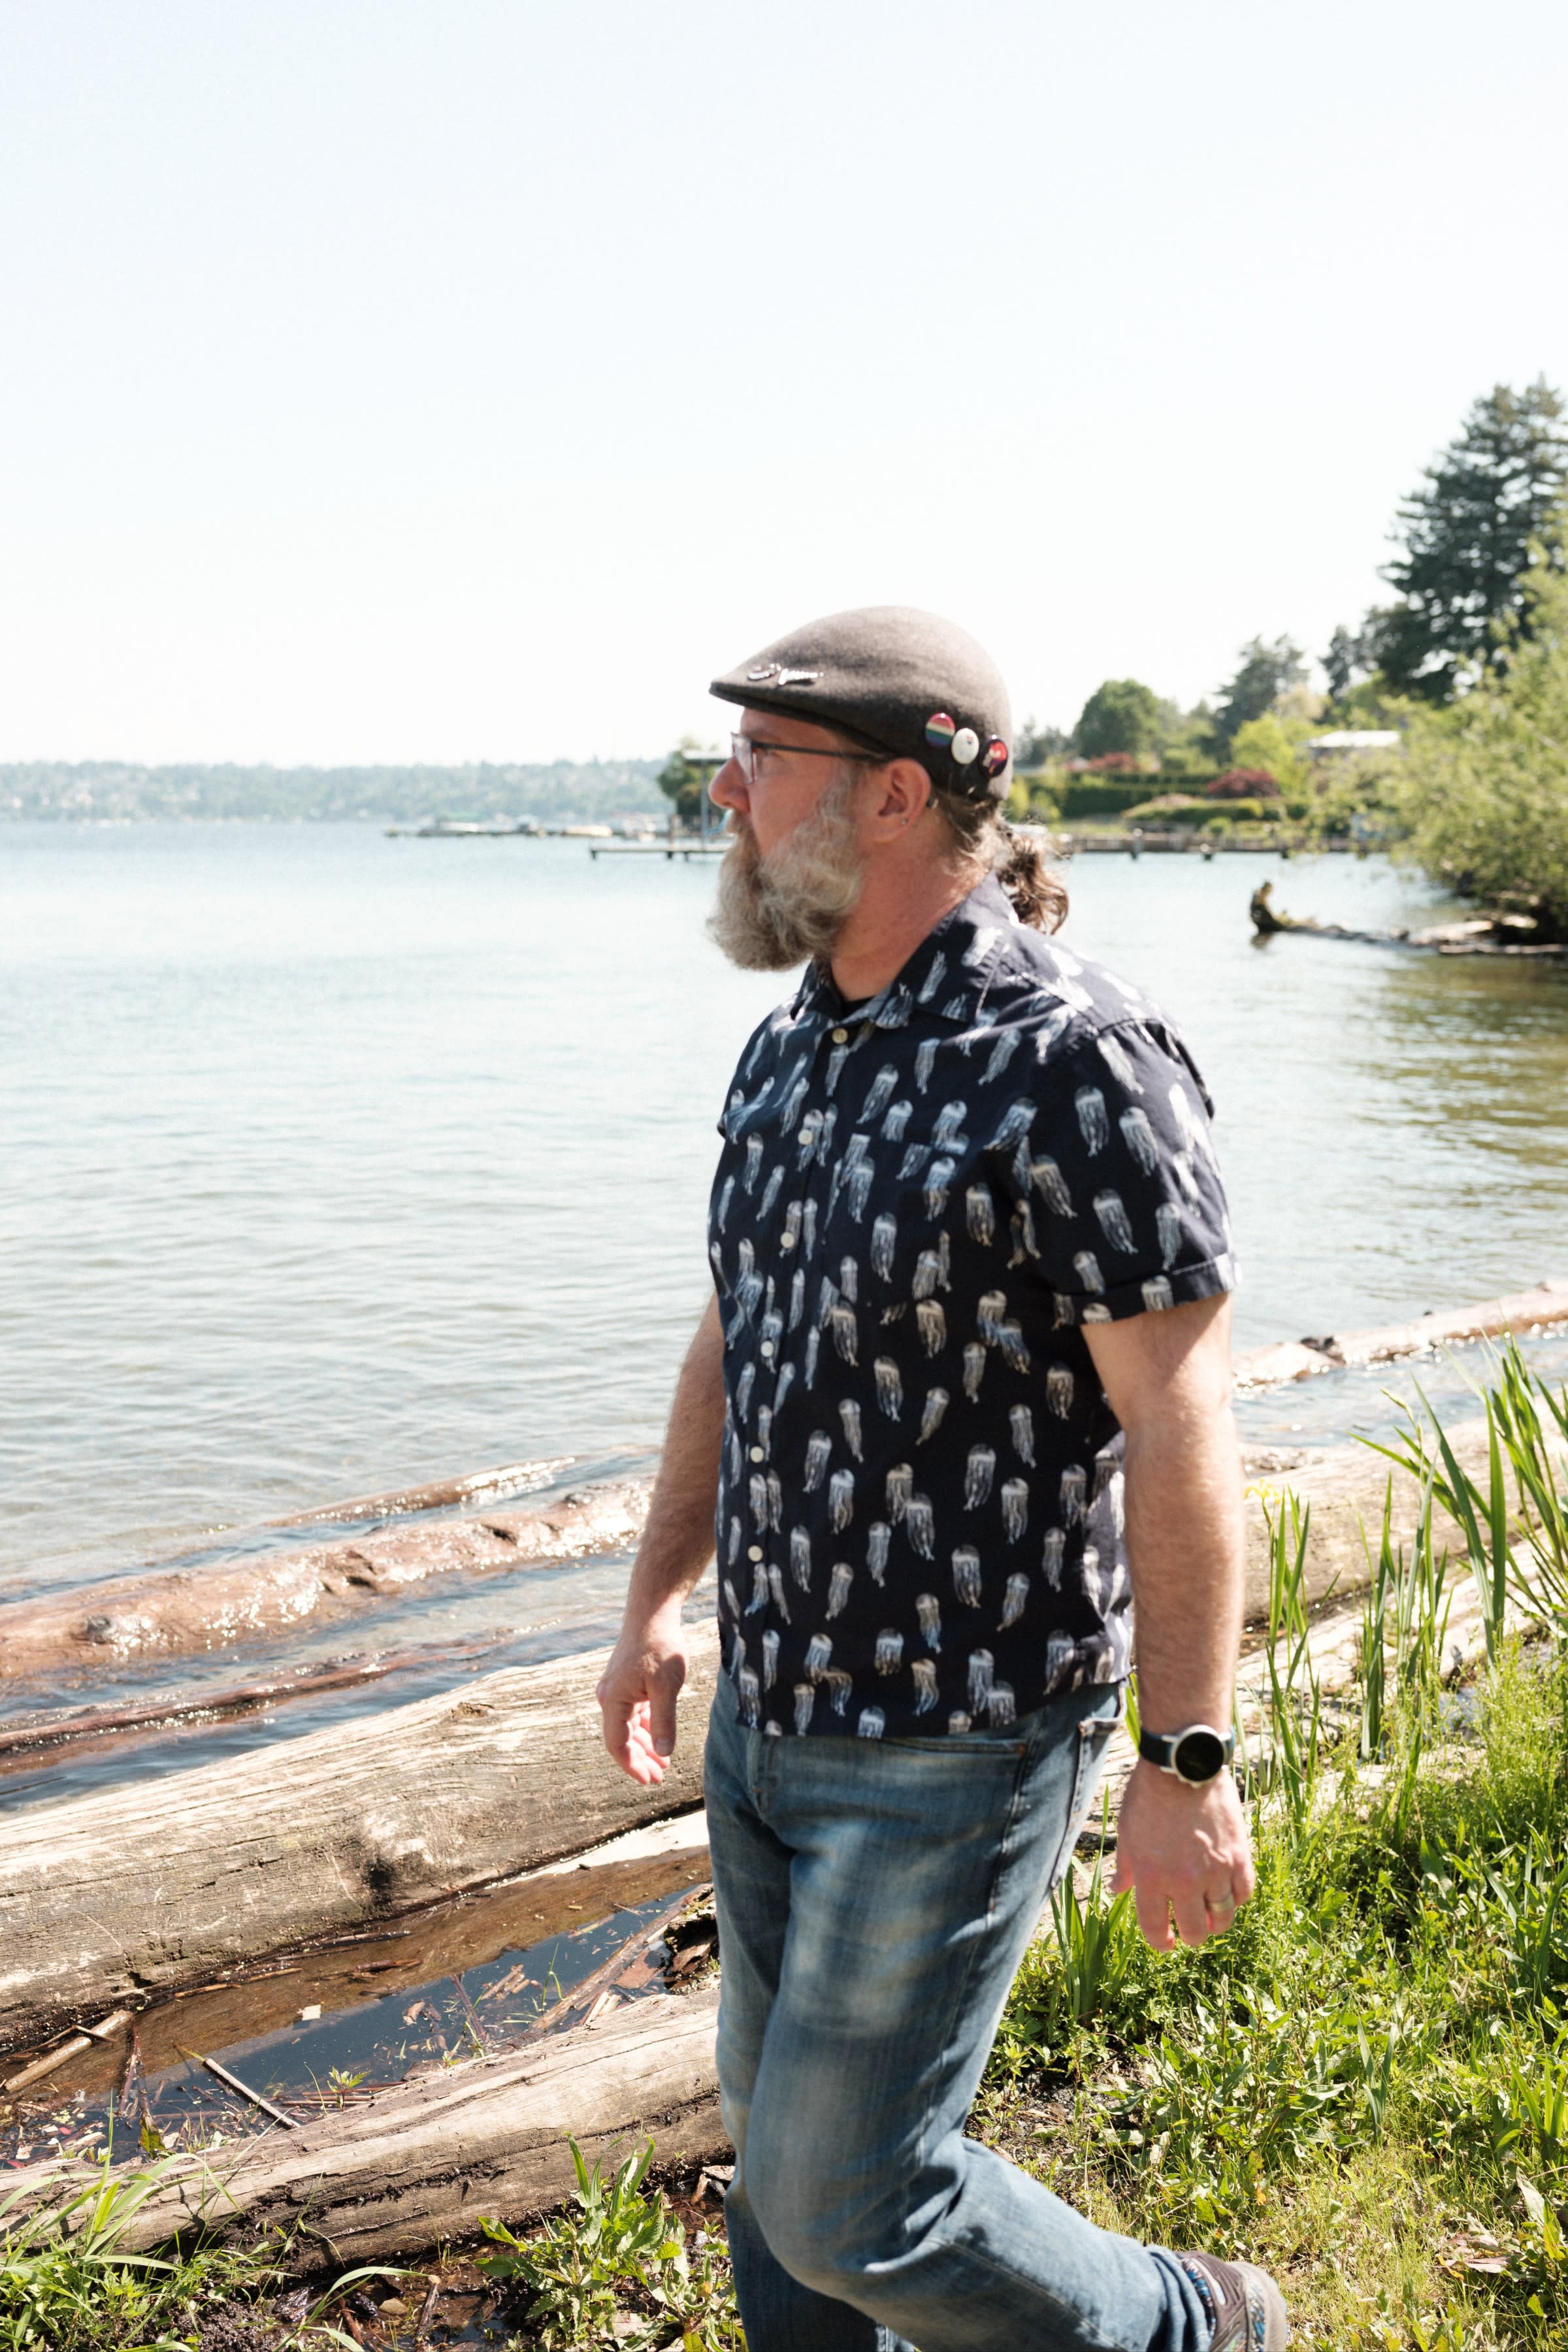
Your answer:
[708,771,866,972]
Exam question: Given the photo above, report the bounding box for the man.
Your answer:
[596,607,1287,2351]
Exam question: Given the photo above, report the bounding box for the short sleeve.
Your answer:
[1026,1019,1236,1324]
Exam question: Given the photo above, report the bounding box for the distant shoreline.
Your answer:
[1,757,668,828]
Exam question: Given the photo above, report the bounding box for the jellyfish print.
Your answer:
[793,1683,817,1735]
[1098,1032,1143,1096]
[964,1445,996,1509]
[998,1319,1031,1373]
[761,1629,780,1690]
[709,1237,725,1286]
[825,1044,849,1097]
[885,1462,913,1522]
[727,1514,743,1566]
[760,1309,784,1356]
[1000,1480,1029,1543]
[916,1591,942,1650]
[1118,1106,1159,1176]
[882,1099,912,1143]
[1029,1157,1073,1217]
[828,1469,855,1532]
[911,1249,941,1302]
[796,1110,822,1168]
[1060,1463,1087,1526]
[766,1471,783,1529]
[947,1711,972,1735]
[760,1165,785,1220]
[952,1546,983,1607]
[924,1158,956,1218]
[789,1526,813,1590]
[962,1342,987,1401]
[1072,1250,1105,1296]
[723,1579,742,1625]
[743,1134,765,1194]
[870,1213,897,1282]
[911,1658,939,1714]
[966,1183,996,1245]
[917,1386,950,1443]
[1000,1571,1030,1628]
[987,1682,1017,1728]
[1043,1632,1076,1693]
[1080,1544,1103,1613]
[748,1472,768,1526]
[936,1230,952,1288]
[873,1358,903,1420]
[756,1405,773,1458]
[764,1566,789,1622]
[775,1362,796,1414]
[1075,1088,1109,1155]
[1171,1150,1200,1205]
[915,1036,939,1093]
[1094,1191,1137,1254]
[968,1649,995,1711]
[933,1099,968,1149]
[727,1429,742,1486]
[779,1070,811,1131]
[867,1522,892,1582]
[816,1275,839,1328]
[860,1064,898,1124]
[943,996,972,1024]
[1046,1365,1074,1420]
[847,1161,874,1221]
[715,1175,735,1233]
[979,1025,1020,1085]
[915,1298,947,1356]
[1009,1403,1036,1465]
[828,1303,858,1364]
[840,1398,864,1458]
[1042,1527,1066,1590]
[857,1708,886,1739]
[747,1559,769,1612]
[1008,1201,1038,1267]
[824,1669,853,1716]
[815,1106,838,1166]
[916,949,948,1004]
[736,1235,755,1279]
[906,1494,936,1559]
[738,1665,761,1727]
[874,1628,904,1675]
[804,1631,833,1678]
[975,1288,1006,1344]
[838,1253,859,1303]
[1142,1276,1174,1313]
[826,1561,854,1618]
[898,1143,932,1180]
[728,1625,746,1678]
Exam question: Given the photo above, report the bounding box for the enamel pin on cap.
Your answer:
[982,736,1009,779]
[951,727,980,766]
[924,711,956,750]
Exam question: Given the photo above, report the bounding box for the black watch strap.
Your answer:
[1137,1723,1235,1785]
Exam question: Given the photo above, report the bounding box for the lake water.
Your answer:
[5,822,1567,1610]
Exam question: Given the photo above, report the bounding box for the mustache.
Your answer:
[707,776,865,972]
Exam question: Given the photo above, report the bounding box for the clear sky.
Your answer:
[3,0,1565,766]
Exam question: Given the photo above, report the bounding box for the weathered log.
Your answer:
[6,1987,727,2263]
[0,1477,651,1682]
[1231,1276,1568,1389]
[0,1624,722,2056]
[265,1456,576,1527]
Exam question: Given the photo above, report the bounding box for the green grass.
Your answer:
[978,1347,1568,2351]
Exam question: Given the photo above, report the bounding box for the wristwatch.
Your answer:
[1137,1723,1235,1785]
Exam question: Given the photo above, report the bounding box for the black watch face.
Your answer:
[1173,1728,1227,1782]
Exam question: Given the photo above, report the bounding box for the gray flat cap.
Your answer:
[710,605,1013,802]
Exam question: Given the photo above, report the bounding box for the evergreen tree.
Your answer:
[657,740,715,824]
[1374,378,1568,702]
[1073,678,1162,759]
[1213,636,1306,748]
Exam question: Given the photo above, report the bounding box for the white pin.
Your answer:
[951,727,980,765]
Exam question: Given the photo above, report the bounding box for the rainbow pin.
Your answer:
[924,711,956,751]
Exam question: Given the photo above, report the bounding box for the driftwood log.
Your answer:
[0,1477,651,1682]
[0,1625,721,2057]
[1230,1275,1568,1391]
[7,1985,726,2263]
[0,1418,1494,2055]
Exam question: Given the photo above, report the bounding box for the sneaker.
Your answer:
[1175,2251,1289,2347]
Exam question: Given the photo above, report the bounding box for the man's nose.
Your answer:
[710,757,746,813]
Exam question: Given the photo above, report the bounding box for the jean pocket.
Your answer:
[1043,1699,1121,1892]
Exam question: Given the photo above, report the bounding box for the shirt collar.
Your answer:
[789,874,1019,1034]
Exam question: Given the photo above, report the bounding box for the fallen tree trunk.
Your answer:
[8,1986,727,2263]
[0,1477,651,1682]
[0,1624,722,2056]
[1230,1275,1568,1389]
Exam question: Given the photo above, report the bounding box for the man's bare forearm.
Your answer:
[624,1294,726,1625]
[1120,1405,1244,1733]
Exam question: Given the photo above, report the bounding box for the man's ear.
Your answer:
[867,758,933,836]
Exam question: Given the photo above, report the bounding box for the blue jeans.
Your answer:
[703,1673,1214,2351]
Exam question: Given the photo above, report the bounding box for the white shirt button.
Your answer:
[747,1544,764,1562]
[760,1341,774,1358]
[749,1445,764,1463]
[830,1026,849,1043]
[779,1233,795,1249]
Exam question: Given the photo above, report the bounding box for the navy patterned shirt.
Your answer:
[707,874,1235,1740]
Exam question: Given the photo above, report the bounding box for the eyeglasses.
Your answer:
[728,733,890,786]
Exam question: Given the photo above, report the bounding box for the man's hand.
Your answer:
[596,1605,691,1786]
[1111,1759,1256,1948]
